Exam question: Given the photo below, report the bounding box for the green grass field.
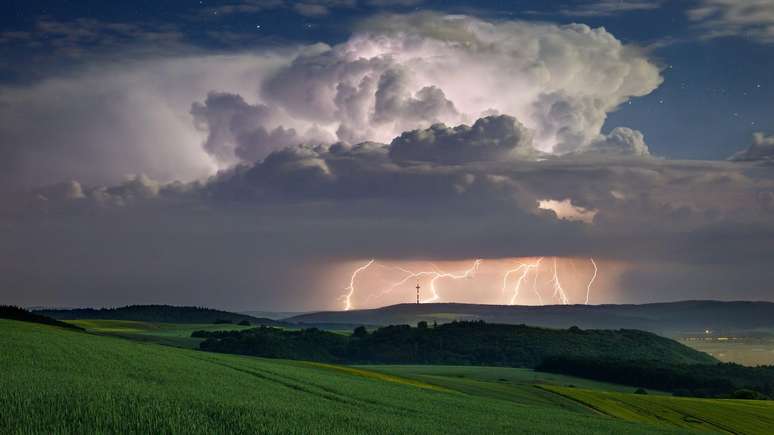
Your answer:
[66,319,254,348]
[1,319,685,434]
[359,365,669,412]
[543,385,774,434]
[681,337,774,366]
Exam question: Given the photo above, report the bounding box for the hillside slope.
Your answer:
[36,304,280,326]
[198,321,716,366]
[0,305,83,331]
[287,301,774,336]
[543,386,774,434]
[0,319,679,434]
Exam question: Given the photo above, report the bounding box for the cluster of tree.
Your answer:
[194,320,714,367]
[212,319,251,326]
[198,327,348,361]
[35,305,277,325]
[0,306,84,331]
[536,356,774,399]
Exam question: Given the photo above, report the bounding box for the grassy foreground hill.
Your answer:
[1,318,686,435]
[542,386,774,434]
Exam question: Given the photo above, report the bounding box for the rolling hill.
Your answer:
[197,321,716,366]
[35,304,282,326]
[1,318,687,434]
[0,305,84,331]
[286,301,774,336]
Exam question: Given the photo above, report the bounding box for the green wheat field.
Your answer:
[3,318,773,434]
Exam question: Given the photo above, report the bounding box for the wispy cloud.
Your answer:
[688,0,774,44]
[558,0,664,17]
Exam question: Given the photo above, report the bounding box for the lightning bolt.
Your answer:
[342,259,374,311]
[344,256,598,309]
[378,260,481,303]
[531,258,544,304]
[585,258,598,305]
[423,259,482,303]
[501,258,543,305]
[551,257,570,305]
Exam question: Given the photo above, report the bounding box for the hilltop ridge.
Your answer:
[286,300,774,336]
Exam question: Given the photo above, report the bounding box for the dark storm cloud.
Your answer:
[4,118,774,308]
[389,115,536,164]
[4,149,774,309]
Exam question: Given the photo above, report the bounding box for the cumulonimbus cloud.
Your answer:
[0,12,662,192]
[193,12,662,166]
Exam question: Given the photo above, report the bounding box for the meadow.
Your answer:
[65,319,254,348]
[544,385,774,434]
[681,337,774,366]
[1,319,684,435]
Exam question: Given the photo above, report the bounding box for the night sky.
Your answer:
[1,1,773,311]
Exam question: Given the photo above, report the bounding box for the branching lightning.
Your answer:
[342,259,374,311]
[341,256,600,310]
[422,259,482,303]
[551,257,570,305]
[501,258,543,305]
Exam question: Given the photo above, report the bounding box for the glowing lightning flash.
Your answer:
[344,257,599,309]
[585,258,598,305]
[423,259,482,303]
[377,260,482,304]
[342,259,374,311]
[551,257,570,305]
[501,258,543,305]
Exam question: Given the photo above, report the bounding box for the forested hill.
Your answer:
[1,306,83,331]
[35,305,281,325]
[286,301,774,336]
[197,321,717,367]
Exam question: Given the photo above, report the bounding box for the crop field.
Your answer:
[359,365,669,412]
[0,319,684,435]
[66,319,253,348]
[681,337,774,366]
[543,385,774,434]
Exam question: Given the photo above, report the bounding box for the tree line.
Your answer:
[536,356,774,399]
[194,320,714,367]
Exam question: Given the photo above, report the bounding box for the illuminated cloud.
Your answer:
[538,199,598,224]
[254,12,662,154]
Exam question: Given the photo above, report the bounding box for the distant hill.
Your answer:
[1,306,84,331]
[286,301,774,336]
[35,305,282,326]
[197,321,716,367]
